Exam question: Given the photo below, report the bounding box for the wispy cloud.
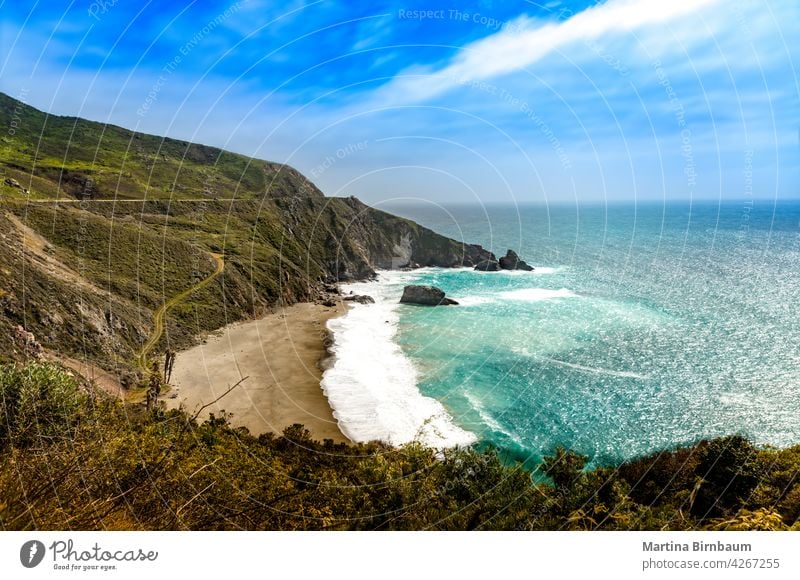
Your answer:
[372,0,723,105]
[1,0,795,203]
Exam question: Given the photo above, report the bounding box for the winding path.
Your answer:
[136,252,225,372]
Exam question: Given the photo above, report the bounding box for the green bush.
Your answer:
[541,446,588,492]
[0,362,84,448]
[693,435,763,517]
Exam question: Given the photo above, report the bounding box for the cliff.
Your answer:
[0,93,494,372]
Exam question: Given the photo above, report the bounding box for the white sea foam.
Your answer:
[456,295,495,307]
[511,347,648,379]
[718,392,763,406]
[463,391,503,432]
[322,271,476,448]
[499,287,577,301]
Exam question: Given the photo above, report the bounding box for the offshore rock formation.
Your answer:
[498,249,534,271]
[343,294,375,304]
[474,250,533,272]
[400,285,459,306]
[474,259,500,271]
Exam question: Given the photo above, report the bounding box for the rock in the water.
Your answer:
[343,294,375,304]
[498,249,534,271]
[399,285,458,306]
[474,259,500,272]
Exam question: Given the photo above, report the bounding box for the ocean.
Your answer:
[321,202,800,466]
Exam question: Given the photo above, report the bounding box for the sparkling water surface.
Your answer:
[331,202,800,465]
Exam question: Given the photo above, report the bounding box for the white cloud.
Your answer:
[375,0,723,105]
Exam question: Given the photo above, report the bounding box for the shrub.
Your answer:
[0,362,84,448]
[693,435,762,517]
[542,446,588,492]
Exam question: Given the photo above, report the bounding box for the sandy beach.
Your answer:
[165,302,347,442]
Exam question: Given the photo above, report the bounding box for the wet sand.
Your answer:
[165,302,347,442]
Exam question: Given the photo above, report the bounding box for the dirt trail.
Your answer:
[43,352,125,399]
[136,252,224,372]
[8,209,225,382]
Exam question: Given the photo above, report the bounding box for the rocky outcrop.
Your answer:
[321,196,497,280]
[13,325,42,359]
[498,249,534,271]
[399,285,459,306]
[474,259,500,271]
[4,177,29,194]
[343,294,375,304]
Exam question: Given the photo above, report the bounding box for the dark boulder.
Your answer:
[399,285,458,306]
[498,249,534,271]
[343,294,375,304]
[474,259,500,272]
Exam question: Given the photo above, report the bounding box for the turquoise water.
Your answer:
[380,202,800,465]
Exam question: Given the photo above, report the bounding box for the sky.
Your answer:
[1,0,798,204]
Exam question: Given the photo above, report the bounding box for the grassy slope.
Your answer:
[0,92,274,200]
[0,211,147,371]
[0,93,491,375]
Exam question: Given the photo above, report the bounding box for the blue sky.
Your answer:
[1,0,798,203]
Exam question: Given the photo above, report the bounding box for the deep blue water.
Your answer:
[371,201,800,465]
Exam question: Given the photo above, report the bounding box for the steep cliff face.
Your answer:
[320,196,495,279]
[0,93,496,371]
[256,183,494,282]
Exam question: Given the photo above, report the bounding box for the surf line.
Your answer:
[322,271,476,448]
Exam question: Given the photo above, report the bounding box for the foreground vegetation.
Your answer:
[1,362,798,531]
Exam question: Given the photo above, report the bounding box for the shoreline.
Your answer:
[321,271,477,448]
[165,302,348,442]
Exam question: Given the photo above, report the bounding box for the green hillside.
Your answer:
[0,92,282,200]
[0,93,493,380]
